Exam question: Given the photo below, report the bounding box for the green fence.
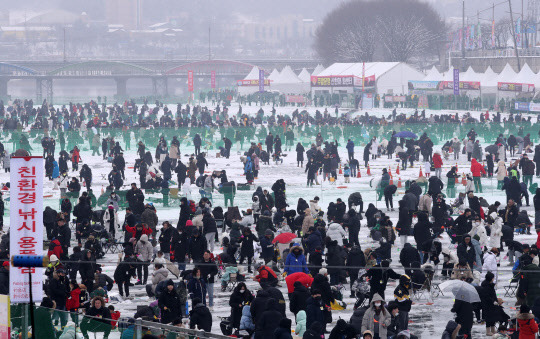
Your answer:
[11,304,229,339]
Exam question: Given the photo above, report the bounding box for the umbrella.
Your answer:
[393,131,418,139]
[485,144,498,154]
[272,232,296,244]
[439,280,480,303]
[164,258,180,278]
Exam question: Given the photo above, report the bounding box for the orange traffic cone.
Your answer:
[455,176,459,184]
[367,165,371,176]
[419,168,423,177]
[462,173,467,186]
[388,166,392,177]
[455,163,458,172]
[339,164,343,174]
[396,165,400,175]
[101,186,104,194]
[390,175,394,186]
[397,177,402,188]
[357,170,361,178]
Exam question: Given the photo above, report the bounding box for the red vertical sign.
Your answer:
[188,71,194,92]
[211,71,216,89]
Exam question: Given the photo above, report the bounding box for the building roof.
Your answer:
[317,62,401,78]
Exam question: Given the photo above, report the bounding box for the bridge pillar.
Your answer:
[152,76,168,98]
[36,78,53,104]
[0,78,8,101]
[116,78,127,100]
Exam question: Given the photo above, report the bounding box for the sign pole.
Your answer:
[362,62,365,109]
[453,68,460,110]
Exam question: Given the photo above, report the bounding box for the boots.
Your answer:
[486,326,493,336]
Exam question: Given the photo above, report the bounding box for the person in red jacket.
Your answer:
[253,263,279,288]
[125,223,153,240]
[71,146,81,171]
[108,305,121,328]
[517,304,539,339]
[433,152,443,178]
[66,280,81,325]
[47,239,63,259]
[470,158,486,193]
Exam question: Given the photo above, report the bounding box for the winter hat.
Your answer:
[318,268,327,276]
[49,255,58,263]
[489,212,497,220]
[264,229,273,236]
[363,330,374,338]
[185,220,193,227]
[2,261,8,267]
[166,279,175,287]
[396,330,411,338]
[521,304,531,314]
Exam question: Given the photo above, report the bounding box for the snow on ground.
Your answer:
[5,103,537,338]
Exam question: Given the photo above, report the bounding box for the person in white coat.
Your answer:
[309,197,321,218]
[469,218,488,250]
[59,172,69,198]
[496,160,506,189]
[326,222,347,246]
[103,205,122,239]
[135,234,154,284]
[370,138,379,159]
[182,179,192,200]
[488,212,503,250]
[481,248,498,283]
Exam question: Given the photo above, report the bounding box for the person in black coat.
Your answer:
[457,235,477,269]
[159,280,181,324]
[114,255,136,297]
[326,240,346,286]
[255,298,283,339]
[188,229,207,263]
[260,230,275,265]
[366,260,400,301]
[189,297,212,331]
[334,199,346,223]
[290,281,310,315]
[452,209,472,243]
[305,290,326,330]
[396,200,411,244]
[451,299,473,338]
[383,184,397,211]
[175,160,187,187]
[43,206,58,240]
[305,228,322,255]
[363,143,371,167]
[296,143,305,167]
[251,289,271,328]
[506,177,522,204]
[413,212,432,261]
[56,218,71,256]
[346,246,365,293]
[428,176,444,196]
[239,228,258,272]
[228,282,253,328]
[173,229,189,270]
[79,249,96,291]
[0,264,8,295]
[432,195,448,234]
[49,269,70,326]
[158,222,173,257]
[400,243,421,276]
[345,209,361,247]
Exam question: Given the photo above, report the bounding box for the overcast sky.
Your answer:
[2,0,530,26]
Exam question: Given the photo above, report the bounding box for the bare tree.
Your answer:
[315,0,445,64]
[334,21,376,62]
[377,16,438,62]
[494,18,512,49]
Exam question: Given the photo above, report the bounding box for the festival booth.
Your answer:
[271,65,310,95]
[311,62,424,98]
[237,66,270,95]
[495,63,535,102]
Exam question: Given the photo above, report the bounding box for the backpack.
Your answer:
[188,200,196,214]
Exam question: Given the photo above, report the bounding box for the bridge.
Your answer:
[0,58,320,102]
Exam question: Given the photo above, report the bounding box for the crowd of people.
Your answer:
[2,98,540,338]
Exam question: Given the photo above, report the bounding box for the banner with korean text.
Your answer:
[10,157,44,303]
[188,71,194,92]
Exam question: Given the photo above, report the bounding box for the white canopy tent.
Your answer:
[272,65,310,94]
[238,66,269,95]
[312,64,325,76]
[298,68,311,83]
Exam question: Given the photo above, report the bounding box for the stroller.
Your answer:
[351,269,370,309]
